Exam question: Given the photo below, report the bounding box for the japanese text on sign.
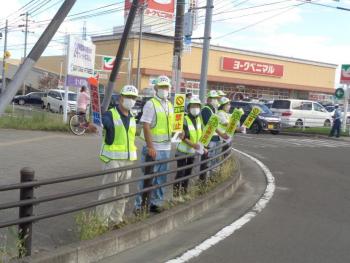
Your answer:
[242,106,261,129]
[226,109,244,137]
[221,57,284,78]
[173,94,186,132]
[88,77,102,127]
[199,115,220,147]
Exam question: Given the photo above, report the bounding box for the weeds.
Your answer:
[75,211,108,241]
[0,111,69,132]
[0,227,27,263]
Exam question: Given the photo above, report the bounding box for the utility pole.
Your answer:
[82,21,87,40]
[20,12,29,95]
[172,0,185,94]
[136,3,146,90]
[0,0,77,115]
[1,20,8,95]
[199,0,213,103]
[101,0,140,113]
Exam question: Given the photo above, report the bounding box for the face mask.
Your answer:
[224,104,230,112]
[122,98,136,110]
[211,99,218,108]
[157,89,169,99]
[190,108,201,116]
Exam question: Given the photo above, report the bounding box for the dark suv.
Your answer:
[230,101,281,134]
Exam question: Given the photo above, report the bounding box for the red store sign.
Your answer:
[221,57,284,78]
[125,0,174,19]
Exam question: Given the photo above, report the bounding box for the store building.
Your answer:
[36,31,337,102]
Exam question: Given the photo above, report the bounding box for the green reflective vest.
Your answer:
[100,108,137,162]
[177,115,202,154]
[141,98,174,142]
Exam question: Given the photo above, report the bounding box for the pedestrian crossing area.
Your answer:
[234,135,350,148]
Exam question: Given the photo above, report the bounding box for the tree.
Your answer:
[38,73,59,90]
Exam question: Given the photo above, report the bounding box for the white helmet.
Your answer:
[156,75,171,88]
[121,85,138,97]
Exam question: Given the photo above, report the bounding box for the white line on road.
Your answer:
[166,149,276,263]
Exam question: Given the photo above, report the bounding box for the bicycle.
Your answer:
[69,111,89,136]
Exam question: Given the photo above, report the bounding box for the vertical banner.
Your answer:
[199,114,220,147]
[226,108,244,137]
[242,106,261,129]
[66,36,96,88]
[88,77,102,135]
[173,93,186,132]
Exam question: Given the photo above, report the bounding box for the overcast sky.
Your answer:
[1,0,350,83]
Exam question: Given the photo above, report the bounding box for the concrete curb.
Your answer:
[280,131,349,142]
[16,163,242,263]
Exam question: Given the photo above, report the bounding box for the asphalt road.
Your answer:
[190,134,350,263]
[1,129,350,262]
[101,134,350,263]
[0,129,176,253]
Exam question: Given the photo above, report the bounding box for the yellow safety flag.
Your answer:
[226,108,244,137]
[242,106,261,129]
[199,114,220,147]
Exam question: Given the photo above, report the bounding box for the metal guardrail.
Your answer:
[0,141,235,258]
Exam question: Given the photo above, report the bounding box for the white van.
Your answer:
[271,99,332,128]
[46,89,77,114]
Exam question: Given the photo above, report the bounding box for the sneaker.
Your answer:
[149,205,164,213]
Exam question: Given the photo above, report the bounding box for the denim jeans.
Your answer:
[208,140,221,167]
[134,146,171,208]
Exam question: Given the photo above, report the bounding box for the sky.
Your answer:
[1,0,350,84]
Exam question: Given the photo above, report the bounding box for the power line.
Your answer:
[215,2,306,39]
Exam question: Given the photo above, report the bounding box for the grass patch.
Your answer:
[75,155,238,241]
[0,227,27,263]
[165,155,238,209]
[283,127,349,137]
[0,111,69,132]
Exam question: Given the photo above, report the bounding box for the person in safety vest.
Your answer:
[217,97,231,136]
[217,90,226,101]
[96,85,138,226]
[201,90,229,172]
[135,75,174,213]
[174,97,207,198]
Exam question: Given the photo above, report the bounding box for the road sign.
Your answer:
[173,93,186,132]
[242,106,261,129]
[335,87,345,99]
[199,114,219,147]
[340,64,350,84]
[226,108,244,137]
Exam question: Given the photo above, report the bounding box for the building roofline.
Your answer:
[91,32,338,69]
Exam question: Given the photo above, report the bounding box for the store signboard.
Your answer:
[340,64,350,84]
[102,56,115,71]
[66,36,96,87]
[125,0,174,20]
[221,57,284,78]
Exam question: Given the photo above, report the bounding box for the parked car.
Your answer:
[270,99,332,128]
[12,92,46,106]
[46,89,77,114]
[231,101,281,134]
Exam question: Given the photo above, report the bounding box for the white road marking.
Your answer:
[166,148,275,263]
